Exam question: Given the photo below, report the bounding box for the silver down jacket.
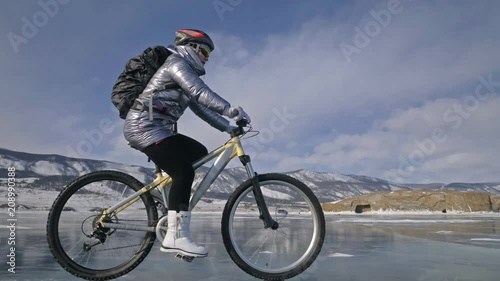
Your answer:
[124,45,231,151]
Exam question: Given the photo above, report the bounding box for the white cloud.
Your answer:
[279,94,500,183]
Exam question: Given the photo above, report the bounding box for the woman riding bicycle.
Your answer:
[123,29,251,257]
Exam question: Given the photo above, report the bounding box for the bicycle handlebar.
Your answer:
[230,119,249,137]
[236,119,249,127]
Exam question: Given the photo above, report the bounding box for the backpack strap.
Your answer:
[130,100,178,133]
[149,95,154,121]
[138,81,181,121]
[131,100,173,115]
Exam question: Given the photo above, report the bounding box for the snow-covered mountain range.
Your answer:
[1,147,500,206]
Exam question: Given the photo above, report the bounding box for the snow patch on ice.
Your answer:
[470,238,500,242]
[328,253,353,257]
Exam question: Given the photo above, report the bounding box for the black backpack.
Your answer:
[111,46,178,119]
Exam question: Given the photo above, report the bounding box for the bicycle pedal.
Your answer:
[175,253,195,262]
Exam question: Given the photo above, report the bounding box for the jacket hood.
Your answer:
[167,45,206,76]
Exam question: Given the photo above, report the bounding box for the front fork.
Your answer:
[239,155,279,230]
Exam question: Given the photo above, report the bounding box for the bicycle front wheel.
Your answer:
[46,170,158,280]
[222,173,325,280]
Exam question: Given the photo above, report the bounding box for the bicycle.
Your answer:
[46,120,326,280]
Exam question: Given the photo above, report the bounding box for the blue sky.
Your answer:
[1,0,500,184]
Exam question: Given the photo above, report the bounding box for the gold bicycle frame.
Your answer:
[98,135,253,229]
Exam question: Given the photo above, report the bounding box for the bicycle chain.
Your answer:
[89,219,158,252]
[89,243,146,252]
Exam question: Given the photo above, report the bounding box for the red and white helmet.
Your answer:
[174,29,215,51]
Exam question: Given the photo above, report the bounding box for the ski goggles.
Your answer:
[191,43,211,58]
[199,47,210,58]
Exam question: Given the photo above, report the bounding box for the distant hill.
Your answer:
[1,147,499,206]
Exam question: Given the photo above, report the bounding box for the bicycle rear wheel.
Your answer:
[221,173,325,280]
[46,170,158,280]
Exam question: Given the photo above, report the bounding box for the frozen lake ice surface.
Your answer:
[0,211,499,281]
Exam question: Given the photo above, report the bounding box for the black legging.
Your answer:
[143,134,208,212]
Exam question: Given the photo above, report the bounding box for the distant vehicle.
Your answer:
[277,209,288,215]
